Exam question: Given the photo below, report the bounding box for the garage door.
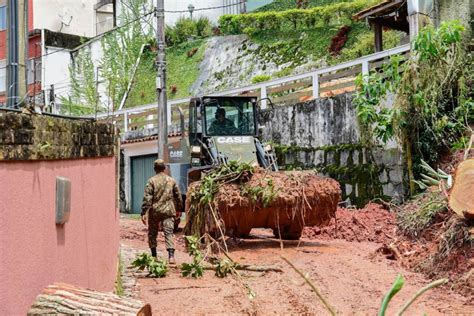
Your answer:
[131,154,156,214]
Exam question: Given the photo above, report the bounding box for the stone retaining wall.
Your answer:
[0,110,115,160]
[259,93,406,206]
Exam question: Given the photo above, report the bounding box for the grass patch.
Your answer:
[114,253,124,296]
[397,191,448,238]
[167,39,207,99]
[249,25,342,67]
[254,0,350,12]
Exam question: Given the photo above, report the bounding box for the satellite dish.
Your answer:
[59,9,73,27]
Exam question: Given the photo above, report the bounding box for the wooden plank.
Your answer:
[319,80,356,93]
[319,66,361,83]
[267,80,311,95]
[272,90,312,104]
[320,86,356,98]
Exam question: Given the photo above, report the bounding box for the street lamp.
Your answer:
[188,4,194,19]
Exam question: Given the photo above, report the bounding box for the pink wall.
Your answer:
[0,157,119,315]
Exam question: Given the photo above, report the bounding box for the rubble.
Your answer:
[303,202,397,244]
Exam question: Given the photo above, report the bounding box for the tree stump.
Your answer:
[28,283,152,315]
[449,159,474,219]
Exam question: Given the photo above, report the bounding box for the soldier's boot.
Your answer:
[151,247,157,259]
[167,249,176,265]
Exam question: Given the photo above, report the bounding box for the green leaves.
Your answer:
[241,177,278,208]
[180,261,204,278]
[378,274,405,316]
[215,258,235,278]
[148,259,169,278]
[131,253,168,278]
[378,275,448,315]
[181,236,205,278]
[414,20,465,61]
[218,0,375,35]
[354,20,470,183]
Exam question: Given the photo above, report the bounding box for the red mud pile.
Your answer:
[188,169,341,239]
[303,202,397,244]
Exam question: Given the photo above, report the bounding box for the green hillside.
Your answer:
[254,0,351,12]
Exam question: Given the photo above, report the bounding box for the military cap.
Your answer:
[154,159,166,168]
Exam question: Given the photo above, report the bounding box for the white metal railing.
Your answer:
[95,44,410,133]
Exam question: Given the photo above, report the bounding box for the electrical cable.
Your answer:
[163,1,246,13]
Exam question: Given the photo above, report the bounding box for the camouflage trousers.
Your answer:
[147,213,175,250]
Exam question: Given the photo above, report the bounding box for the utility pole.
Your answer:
[6,0,27,108]
[155,0,167,159]
[6,0,18,108]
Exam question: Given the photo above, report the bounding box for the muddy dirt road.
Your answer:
[120,217,472,315]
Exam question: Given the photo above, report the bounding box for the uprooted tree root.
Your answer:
[184,162,341,241]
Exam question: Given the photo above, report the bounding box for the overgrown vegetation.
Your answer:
[62,0,154,114]
[254,0,349,12]
[165,17,214,47]
[397,191,448,237]
[131,253,168,278]
[251,74,272,83]
[167,40,207,99]
[219,0,377,35]
[114,254,124,296]
[354,20,473,193]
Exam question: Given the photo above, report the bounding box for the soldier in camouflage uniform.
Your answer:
[141,159,183,264]
[208,108,238,135]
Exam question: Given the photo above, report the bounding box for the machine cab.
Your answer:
[187,95,277,182]
[189,96,258,142]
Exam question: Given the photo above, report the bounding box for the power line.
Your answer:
[1,1,247,69]
[0,9,156,67]
[163,1,246,13]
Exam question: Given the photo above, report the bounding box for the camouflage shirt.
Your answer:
[141,173,183,217]
[208,118,238,135]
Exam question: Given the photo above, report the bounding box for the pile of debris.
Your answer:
[302,202,397,244]
[185,164,341,240]
[303,152,473,297]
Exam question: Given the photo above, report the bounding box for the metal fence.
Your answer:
[95,44,410,133]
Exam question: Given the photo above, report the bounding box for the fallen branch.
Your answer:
[203,264,283,273]
[281,256,336,316]
[152,284,219,291]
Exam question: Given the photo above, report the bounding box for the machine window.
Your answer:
[204,99,256,136]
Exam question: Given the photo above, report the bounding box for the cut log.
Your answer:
[448,159,474,219]
[28,283,152,316]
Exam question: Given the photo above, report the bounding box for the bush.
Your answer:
[195,16,212,37]
[218,0,376,35]
[337,30,403,60]
[251,74,272,83]
[165,17,214,47]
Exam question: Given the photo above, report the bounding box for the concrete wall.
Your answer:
[436,0,473,34]
[0,157,119,315]
[33,0,97,37]
[42,48,73,107]
[260,93,406,206]
[0,111,118,314]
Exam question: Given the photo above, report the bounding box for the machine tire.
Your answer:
[273,226,303,240]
